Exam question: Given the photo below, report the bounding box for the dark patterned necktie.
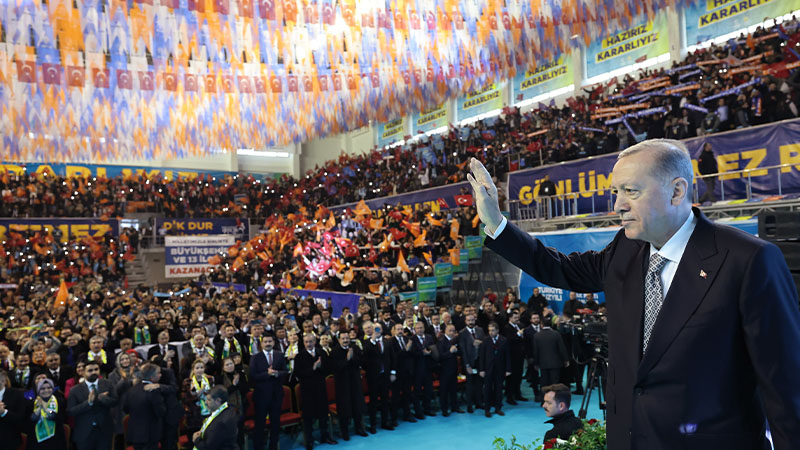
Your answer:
[643,253,668,354]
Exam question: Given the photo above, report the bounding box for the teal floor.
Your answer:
[267,382,606,450]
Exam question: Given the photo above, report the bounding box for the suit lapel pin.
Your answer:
[699,270,707,279]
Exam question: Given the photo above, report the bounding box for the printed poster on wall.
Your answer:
[376,117,408,147]
[683,0,796,45]
[412,103,449,134]
[456,82,504,122]
[165,235,234,278]
[513,54,573,102]
[585,13,670,79]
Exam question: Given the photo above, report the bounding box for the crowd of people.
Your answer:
[0,279,603,450]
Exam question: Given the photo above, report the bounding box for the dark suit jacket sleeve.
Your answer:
[0,389,26,425]
[504,340,511,373]
[149,389,167,418]
[194,410,236,450]
[66,386,92,416]
[738,243,800,449]
[485,220,613,293]
[98,381,118,407]
[477,342,486,373]
[250,353,267,383]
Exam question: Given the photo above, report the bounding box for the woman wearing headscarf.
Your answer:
[27,378,67,450]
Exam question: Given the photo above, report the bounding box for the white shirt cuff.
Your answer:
[485,217,508,240]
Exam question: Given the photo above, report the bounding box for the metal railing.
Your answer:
[510,162,800,221]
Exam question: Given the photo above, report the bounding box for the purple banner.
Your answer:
[508,119,800,217]
[331,181,471,214]
[277,288,361,319]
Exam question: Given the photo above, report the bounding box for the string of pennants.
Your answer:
[0,0,697,162]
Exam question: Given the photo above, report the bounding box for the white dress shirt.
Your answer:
[649,211,696,300]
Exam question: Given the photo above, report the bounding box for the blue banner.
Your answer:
[508,119,800,217]
[512,54,573,102]
[279,288,360,319]
[0,218,119,243]
[683,0,794,46]
[0,162,235,181]
[376,117,408,147]
[156,218,250,241]
[164,235,234,278]
[331,181,471,214]
[520,220,758,314]
[456,83,505,122]
[585,14,670,79]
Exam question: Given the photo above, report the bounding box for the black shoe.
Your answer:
[518,396,528,401]
[306,444,314,450]
[496,410,505,416]
[369,426,377,434]
[442,411,450,417]
[382,424,395,431]
[572,390,584,395]
[415,413,425,420]
[485,410,492,417]
[454,408,465,413]
[467,406,474,413]
[507,400,518,406]
[425,411,436,417]
[341,434,350,442]
[323,438,338,445]
[405,416,417,423]
[356,429,368,437]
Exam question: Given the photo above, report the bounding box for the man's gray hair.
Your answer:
[618,139,694,199]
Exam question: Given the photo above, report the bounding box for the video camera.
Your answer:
[560,312,608,357]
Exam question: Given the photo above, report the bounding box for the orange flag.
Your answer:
[423,252,434,266]
[355,199,371,216]
[397,251,410,273]
[370,218,384,229]
[450,248,461,266]
[228,245,240,258]
[305,281,318,290]
[293,243,304,257]
[414,230,427,247]
[378,234,393,253]
[368,283,382,294]
[427,213,443,227]
[232,256,245,271]
[342,267,355,286]
[472,214,481,229]
[450,219,460,240]
[55,280,69,307]
[327,213,336,229]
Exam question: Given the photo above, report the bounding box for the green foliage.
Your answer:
[493,419,607,450]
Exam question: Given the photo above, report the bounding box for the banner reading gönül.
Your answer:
[413,103,449,134]
[585,13,670,79]
[513,54,573,102]
[507,119,800,216]
[684,0,795,45]
[376,117,408,147]
[456,83,504,122]
[165,235,234,278]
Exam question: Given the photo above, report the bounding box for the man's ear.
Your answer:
[671,177,690,205]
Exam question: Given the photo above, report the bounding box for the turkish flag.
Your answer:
[214,0,229,14]
[303,75,313,92]
[238,0,253,17]
[270,75,282,93]
[93,68,109,88]
[42,63,61,85]
[322,1,334,25]
[254,76,267,93]
[163,72,177,91]
[221,74,235,93]
[332,73,342,91]
[187,0,205,12]
[185,73,198,92]
[238,76,252,93]
[67,66,85,87]
[370,71,379,88]
[259,0,275,19]
[318,74,328,91]
[455,195,473,207]
[116,69,132,89]
[138,71,154,91]
[346,72,357,90]
[204,74,217,93]
[287,74,298,92]
[437,198,450,209]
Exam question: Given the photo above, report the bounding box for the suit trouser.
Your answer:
[160,421,179,450]
[464,372,483,409]
[366,376,390,427]
[391,376,413,420]
[525,360,541,393]
[439,373,458,413]
[132,443,159,450]
[540,368,561,388]
[76,429,113,450]
[413,369,433,415]
[506,357,524,400]
[302,414,331,444]
[483,373,504,411]
[254,388,284,450]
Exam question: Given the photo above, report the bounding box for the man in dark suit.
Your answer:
[215,324,246,363]
[329,333,368,440]
[561,292,582,319]
[9,352,33,390]
[409,321,436,418]
[0,370,27,450]
[294,334,336,450]
[146,330,179,368]
[124,363,166,450]
[250,334,288,450]
[533,321,569,388]
[362,324,392,433]
[80,335,114,376]
[458,313,485,413]
[153,366,184,450]
[468,140,800,450]
[388,323,415,425]
[503,309,527,404]
[478,322,510,417]
[67,359,119,450]
[527,287,549,318]
[192,385,239,450]
[43,353,73,393]
[437,324,463,416]
[523,313,543,400]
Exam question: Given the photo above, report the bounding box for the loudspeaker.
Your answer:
[774,242,800,270]
[758,212,800,241]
